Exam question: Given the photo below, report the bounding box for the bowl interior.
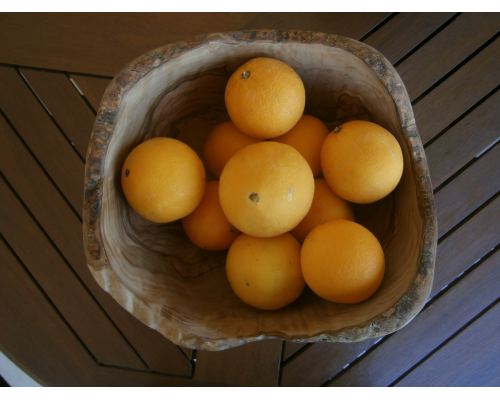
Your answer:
[99,40,423,347]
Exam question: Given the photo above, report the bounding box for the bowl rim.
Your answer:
[82,29,438,350]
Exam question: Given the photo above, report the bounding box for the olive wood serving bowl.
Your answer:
[83,30,437,351]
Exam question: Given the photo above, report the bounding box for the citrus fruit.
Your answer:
[219,141,314,237]
[292,178,355,242]
[224,57,305,139]
[121,137,205,223]
[182,181,238,250]
[275,114,329,176]
[301,219,385,304]
[226,233,305,310]
[203,121,259,177]
[321,120,404,204]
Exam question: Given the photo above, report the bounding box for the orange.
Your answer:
[292,178,355,242]
[226,233,305,310]
[225,57,305,139]
[321,120,404,204]
[275,114,329,176]
[219,142,314,238]
[121,137,205,223]
[301,219,385,304]
[203,121,259,177]
[182,181,238,250]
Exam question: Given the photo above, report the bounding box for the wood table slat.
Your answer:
[0,13,389,77]
[280,196,500,386]
[0,239,101,386]
[431,197,500,299]
[435,143,500,235]
[194,339,282,386]
[20,68,95,158]
[365,12,456,64]
[397,13,500,101]
[414,38,500,144]
[396,303,500,386]
[69,74,111,112]
[426,90,500,188]
[0,66,83,215]
[0,114,193,376]
[282,342,309,362]
[0,177,145,369]
[328,250,500,386]
[0,240,198,386]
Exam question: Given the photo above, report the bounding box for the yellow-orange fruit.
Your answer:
[219,142,314,238]
[121,137,205,223]
[182,181,238,250]
[224,57,305,139]
[301,219,385,304]
[275,114,329,176]
[292,178,355,242]
[203,121,260,177]
[226,233,305,310]
[321,120,404,204]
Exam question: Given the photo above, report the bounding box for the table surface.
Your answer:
[0,12,499,386]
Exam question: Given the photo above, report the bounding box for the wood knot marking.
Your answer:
[241,70,251,79]
[248,192,259,203]
[124,168,130,177]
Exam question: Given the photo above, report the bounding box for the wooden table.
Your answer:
[0,12,499,386]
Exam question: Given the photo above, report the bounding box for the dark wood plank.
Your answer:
[0,66,83,215]
[194,339,282,386]
[365,12,456,64]
[329,251,500,386]
[0,177,145,369]
[426,90,500,188]
[0,240,200,386]
[0,13,389,76]
[435,143,500,235]
[431,197,500,298]
[281,196,500,386]
[396,303,500,386]
[0,114,192,375]
[20,68,94,158]
[414,39,499,144]
[69,74,111,111]
[282,342,308,362]
[397,13,499,100]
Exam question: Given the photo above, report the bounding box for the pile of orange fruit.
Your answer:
[121,57,404,310]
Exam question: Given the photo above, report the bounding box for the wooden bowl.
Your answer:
[83,30,437,351]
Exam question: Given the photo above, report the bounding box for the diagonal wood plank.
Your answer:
[365,12,456,64]
[426,90,499,188]
[0,13,389,76]
[0,66,83,215]
[435,143,500,235]
[396,303,500,386]
[69,74,111,112]
[194,339,282,386]
[397,13,499,101]
[328,250,500,386]
[282,196,500,386]
[0,240,201,386]
[20,68,95,158]
[0,176,144,369]
[0,114,192,375]
[415,38,499,144]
